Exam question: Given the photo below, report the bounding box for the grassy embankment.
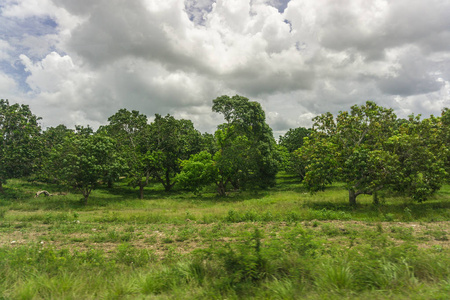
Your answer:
[0,174,449,299]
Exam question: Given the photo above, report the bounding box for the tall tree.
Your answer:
[0,99,41,192]
[278,127,311,177]
[441,108,450,180]
[212,95,279,190]
[147,114,202,192]
[301,101,399,205]
[178,95,279,195]
[38,124,73,182]
[279,127,311,152]
[388,114,447,202]
[105,109,150,199]
[48,128,121,204]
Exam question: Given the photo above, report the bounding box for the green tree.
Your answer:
[38,124,73,182]
[147,114,202,192]
[177,151,217,194]
[42,124,73,148]
[279,127,311,152]
[278,127,311,176]
[301,101,398,205]
[214,127,253,194]
[48,128,122,204]
[441,108,450,180]
[0,99,42,192]
[200,132,218,155]
[212,95,279,190]
[105,109,150,199]
[179,95,279,196]
[177,131,254,196]
[388,115,447,202]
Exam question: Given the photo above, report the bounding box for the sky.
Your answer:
[1,0,450,138]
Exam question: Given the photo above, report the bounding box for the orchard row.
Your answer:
[1,96,449,205]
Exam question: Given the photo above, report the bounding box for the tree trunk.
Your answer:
[231,179,240,191]
[139,183,144,199]
[349,190,357,206]
[163,170,173,192]
[82,195,88,205]
[81,189,90,205]
[217,180,226,196]
[373,192,379,205]
[81,194,89,205]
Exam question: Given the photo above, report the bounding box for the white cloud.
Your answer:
[0,72,18,95]
[0,0,449,135]
[21,52,77,93]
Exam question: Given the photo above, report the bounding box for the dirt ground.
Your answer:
[1,220,448,258]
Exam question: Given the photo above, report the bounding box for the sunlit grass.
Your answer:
[0,174,449,298]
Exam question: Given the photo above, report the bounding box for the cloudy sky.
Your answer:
[1,0,450,137]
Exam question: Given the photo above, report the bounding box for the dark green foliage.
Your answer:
[105,109,203,196]
[179,95,279,195]
[213,95,279,188]
[3,98,447,206]
[147,114,203,192]
[279,126,311,152]
[388,115,447,202]
[105,108,151,198]
[0,99,42,191]
[47,128,124,204]
[214,229,268,284]
[440,108,450,181]
[38,124,73,182]
[300,101,448,205]
[200,132,218,155]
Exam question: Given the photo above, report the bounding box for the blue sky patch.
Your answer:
[0,14,59,92]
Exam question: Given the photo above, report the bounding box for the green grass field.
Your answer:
[0,174,449,299]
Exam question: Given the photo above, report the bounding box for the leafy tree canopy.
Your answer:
[48,128,124,204]
[301,101,399,205]
[0,99,41,192]
[104,108,150,198]
[179,95,279,195]
[147,114,203,192]
[387,114,447,202]
[279,127,311,153]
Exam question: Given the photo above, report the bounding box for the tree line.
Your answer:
[1,97,450,205]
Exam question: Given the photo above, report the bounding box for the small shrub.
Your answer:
[162,237,174,244]
[315,260,354,292]
[320,223,342,236]
[384,213,395,222]
[0,207,8,219]
[215,228,268,284]
[225,209,245,222]
[361,258,417,290]
[403,207,413,221]
[376,223,383,233]
[283,225,321,257]
[115,243,155,267]
[428,230,448,241]
[390,226,414,241]
[140,262,195,295]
